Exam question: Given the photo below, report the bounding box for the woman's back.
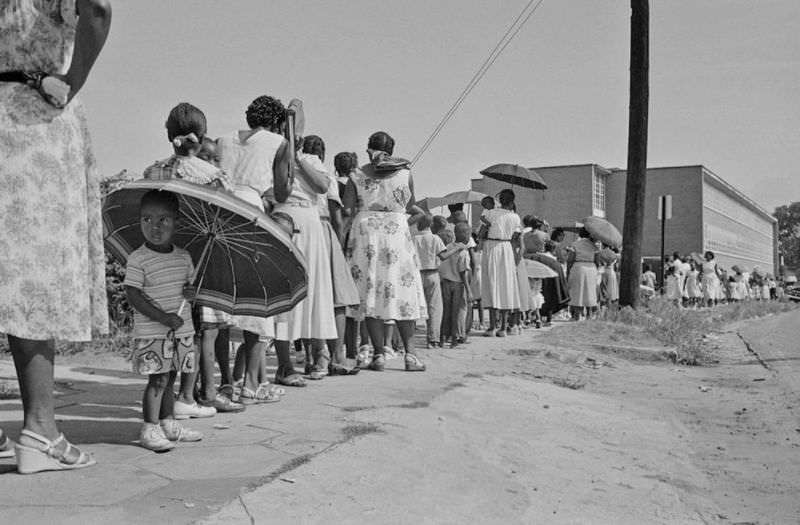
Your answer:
[1,0,76,72]
[219,129,283,195]
[352,166,411,213]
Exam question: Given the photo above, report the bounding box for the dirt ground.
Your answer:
[200,312,800,525]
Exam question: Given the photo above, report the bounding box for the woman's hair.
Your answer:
[550,227,564,241]
[643,263,652,272]
[578,227,591,239]
[165,103,207,153]
[245,95,286,131]
[531,216,544,230]
[522,214,535,228]
[367,131,395,155]
[544,240,556,253]
[302,135,326,162]
[704,250,715,260]
[497,189,515,206]
[140,189,179,215]
[334,151,358,175]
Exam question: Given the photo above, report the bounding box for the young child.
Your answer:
[664,265,683,306]
[477,195,495,241]
[413,214,446,348]
[143,103,239,415]
[125,190,204,452]
[440,223,473,348]
[470,230,484,330]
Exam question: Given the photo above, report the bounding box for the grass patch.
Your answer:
[341,422,382,440]
[593,297,797,365]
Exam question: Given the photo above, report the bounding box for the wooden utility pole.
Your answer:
[619,0,649,307]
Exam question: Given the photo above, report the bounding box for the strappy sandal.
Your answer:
[329,363,360,376]
[15,430,96,474]
[368,354,386,372]
[258,382,286,397]
[0,429,15,458]
[239,385,281,404]
[404,354,426,372]
[274,372,307,388]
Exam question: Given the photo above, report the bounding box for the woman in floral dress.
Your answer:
[0,0,111,472]
[343,132,427,372]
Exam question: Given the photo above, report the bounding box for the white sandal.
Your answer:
[15,429,96,474]
[0,429,15,458]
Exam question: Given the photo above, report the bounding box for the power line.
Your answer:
[411,0,546,167]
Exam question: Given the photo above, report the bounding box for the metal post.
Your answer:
[660,195,666,293]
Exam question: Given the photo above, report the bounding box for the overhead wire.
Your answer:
[411,0,546,167]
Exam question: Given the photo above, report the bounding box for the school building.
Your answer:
[471,164,778,275]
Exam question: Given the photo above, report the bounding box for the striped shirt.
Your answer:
[124,245,195,340]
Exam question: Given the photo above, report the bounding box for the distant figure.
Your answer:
[413,214,446,349]
[701,251,722,307]
[567,227,599,320]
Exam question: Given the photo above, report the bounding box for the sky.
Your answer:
[82,0,800,213]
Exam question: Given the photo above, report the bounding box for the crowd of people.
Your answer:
[652,251,783,307]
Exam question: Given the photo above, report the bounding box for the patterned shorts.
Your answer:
[132,336,195,375]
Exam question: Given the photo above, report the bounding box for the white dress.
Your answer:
[0,0,108,341]
[481,209,521,309]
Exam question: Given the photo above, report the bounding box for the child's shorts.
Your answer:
[132,336,195,375]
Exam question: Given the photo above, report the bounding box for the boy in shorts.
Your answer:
[125,190,204,452]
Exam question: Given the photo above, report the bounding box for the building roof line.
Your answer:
[701,166,775,223]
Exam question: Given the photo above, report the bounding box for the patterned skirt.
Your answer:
[346,211,427,320]
[0,85,107,341]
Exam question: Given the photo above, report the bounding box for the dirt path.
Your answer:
[201,310,800,524]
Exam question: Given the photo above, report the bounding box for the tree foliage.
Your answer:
[774,202,800,271]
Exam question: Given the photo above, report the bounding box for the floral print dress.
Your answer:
[0,0,108,340]
[346,167,427,321]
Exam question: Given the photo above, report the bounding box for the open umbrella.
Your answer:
[479,163,548,190]
[524,258,558,279]
[581,216,622,250]
[416,196,458,211]
[442,189,489,204]
[103,179,308,318]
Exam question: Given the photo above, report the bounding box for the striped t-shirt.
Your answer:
[124,245,195,340]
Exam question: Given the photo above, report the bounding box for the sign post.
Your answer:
[658,194,672,292]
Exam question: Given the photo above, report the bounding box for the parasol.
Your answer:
[442,190,489,204]
[581,216,622,251]
[103,179,308,318]
[479,163,548,190]
[416,196,458,211]
[524,258,558,279]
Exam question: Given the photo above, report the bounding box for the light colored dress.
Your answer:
[701,260,720,301]
[347,166,427,320]
[0,0,108,341]
[270,153,337,340]
[567,238,599,308]
[685,269,702,299]
[481,209,521,310]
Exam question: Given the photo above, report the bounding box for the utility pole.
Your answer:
[619,0,649,308]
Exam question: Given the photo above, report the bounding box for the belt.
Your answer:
[420,268,439,273]
[486,238,511,242]
[0,70,67,108]
[320,216,331,222]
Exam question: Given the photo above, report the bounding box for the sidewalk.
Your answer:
[0,324,724,524]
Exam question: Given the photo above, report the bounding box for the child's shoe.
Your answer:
[174,400,216,420]
[160,419,203,442]
[140,423,175,452]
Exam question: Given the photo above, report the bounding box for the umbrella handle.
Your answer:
[286,109,297,179]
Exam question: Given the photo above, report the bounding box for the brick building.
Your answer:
[471,164,777,275]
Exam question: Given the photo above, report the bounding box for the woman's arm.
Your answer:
[329,199,344,241]
[342,177,358,219]
[59,0,112,101]
[271,139,292,203]
[295,155,331,194]
[405,175,424,225]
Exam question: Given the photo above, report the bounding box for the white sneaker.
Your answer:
[173,400,216,420]
[160,419,203,442]
[140,423,175,452]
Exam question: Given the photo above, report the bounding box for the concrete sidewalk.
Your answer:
[0,332,520,524]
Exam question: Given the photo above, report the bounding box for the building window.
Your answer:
[592,170,606,217]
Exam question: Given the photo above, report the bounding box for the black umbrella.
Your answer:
[479,163,548,190]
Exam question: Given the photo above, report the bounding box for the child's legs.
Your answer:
[274,339,296,377]
[233,342,246,383]
[176,348,198,406]
[422,272,442,343]
[344,316,358,359]
[142,371,172,424]
[453,284,468,340]
[488,308,497,330]
[215,329,232,387]
[311,338,329,367]
[383,322,395,348]
[199,329,218,401]
[359,320,370,347]
[498,309,509,331]
[241,331,265,391]
[440,280,455,341]
[159,371,178,420]
[396,319,417,356]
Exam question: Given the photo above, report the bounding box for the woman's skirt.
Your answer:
[599,267,619,303]
[702,272,720,301]
[568,262,598,308]
[321,219,360,308]
[480,239,520,310]
[0,86,108,341]
[346,210,427,321]
[516,258,531,311]
[273,203,337,340]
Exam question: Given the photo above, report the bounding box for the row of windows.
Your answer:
[704,220,773,266]
[704,183,773,237]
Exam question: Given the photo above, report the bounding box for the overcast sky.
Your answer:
[82,0,799,213]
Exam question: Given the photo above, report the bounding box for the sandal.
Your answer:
[274,372,307,388]
[404,354,426,372]
[0,429,15,459]
[368,354,386,372]
[329,363,360,376]
[15,430,96,474]
[239,385,281,404]
[258,382,286,397]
